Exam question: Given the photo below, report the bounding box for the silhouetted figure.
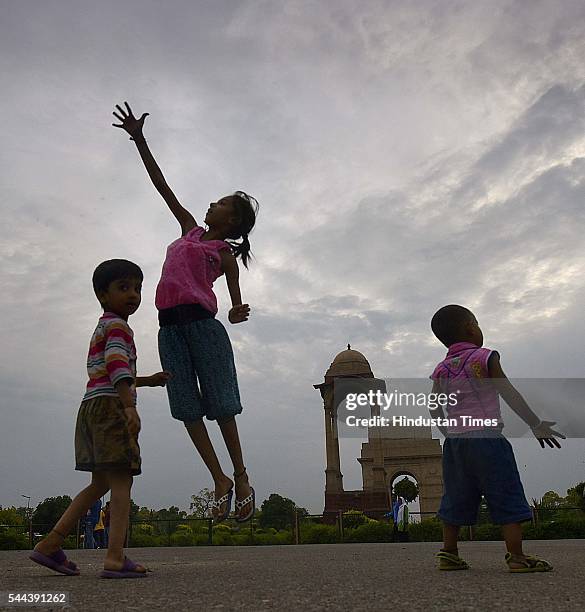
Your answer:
[430,305,563,572]
[113,102,260,524]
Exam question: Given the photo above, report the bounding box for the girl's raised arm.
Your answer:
[113,101,197,235]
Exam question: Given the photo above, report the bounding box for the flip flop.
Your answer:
[213,487,234,523]
[505,553,553,573]
[29,549,80,576]
[436,550,470,570]
[235,487,255,523]
[100,557,148,579]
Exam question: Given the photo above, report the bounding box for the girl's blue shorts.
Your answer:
[437,434,533,526]
[158,317,243,423]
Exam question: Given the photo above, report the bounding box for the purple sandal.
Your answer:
[100,557,148,579]
[29,549,80,576]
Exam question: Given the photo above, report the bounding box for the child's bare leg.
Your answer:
[218,417,245,474]
[502,522,526,567]
[442,522,460,553]
[218,417,252,518]
[34,472,109,554]
[103,471,144,572]
[502,522,523,554]
[185,419,232,517]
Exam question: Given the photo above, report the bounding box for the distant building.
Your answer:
[315,346,443,521]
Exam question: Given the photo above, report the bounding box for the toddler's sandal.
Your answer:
[436,550,470,570]
[505,553,553,573]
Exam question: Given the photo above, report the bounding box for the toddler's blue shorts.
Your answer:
[437,433,533,526]
[158,306,243,423]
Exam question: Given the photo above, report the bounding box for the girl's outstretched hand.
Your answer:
[228,304,250,324]
[112,101,149,138]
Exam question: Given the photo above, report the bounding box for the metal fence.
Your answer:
[0,517,257,550]
[2,507,583,549]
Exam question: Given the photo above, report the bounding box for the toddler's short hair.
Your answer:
[431,304,474,347]
[92,259,143,300]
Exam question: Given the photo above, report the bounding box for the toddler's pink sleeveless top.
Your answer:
[430,341,503,433]
[155,226,231,314]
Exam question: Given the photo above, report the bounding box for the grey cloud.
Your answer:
[453,84,585,206]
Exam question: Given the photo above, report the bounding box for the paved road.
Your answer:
[1,540,583,611]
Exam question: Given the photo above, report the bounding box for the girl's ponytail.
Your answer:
[227,191,258,269]
[229,233,252,269]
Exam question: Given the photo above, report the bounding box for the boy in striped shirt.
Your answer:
[30,259,169,578]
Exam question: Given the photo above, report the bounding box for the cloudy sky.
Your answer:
[2,0,585,515]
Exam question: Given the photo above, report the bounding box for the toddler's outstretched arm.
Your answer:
[488,353,565,448]
[112,101,197,235]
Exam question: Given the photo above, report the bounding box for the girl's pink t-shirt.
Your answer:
[155,226,231,314]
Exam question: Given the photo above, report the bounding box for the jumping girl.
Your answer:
[113,102,257,522]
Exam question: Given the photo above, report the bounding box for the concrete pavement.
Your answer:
[1,540,583,611]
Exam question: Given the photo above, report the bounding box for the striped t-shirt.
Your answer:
[83,312,137,402]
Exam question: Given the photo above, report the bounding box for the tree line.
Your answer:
[0,491,309,532]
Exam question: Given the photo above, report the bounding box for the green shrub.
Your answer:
[230,526,254,546]
[300,523,338,544]
[343,510,368,530]
[232,533,254,546]
[0,528,30,550]
[170,531,194,546]
[274,529,293,545]
[62,535,78,550]
[130,532,162,547]
[213,531,234,546]
[190,521,210,535]
[524,515,585,540]
[473,523,502,541]
[249,529,293,546]
[250,533,272,545]
[345,521,392,543]
[407,517,443,542]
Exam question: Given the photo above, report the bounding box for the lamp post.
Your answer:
[21,494,31,515]
[21,495,32,549]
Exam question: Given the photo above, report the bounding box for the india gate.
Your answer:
[314,346,443,520]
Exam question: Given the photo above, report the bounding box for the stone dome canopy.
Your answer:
[325,345,373,378]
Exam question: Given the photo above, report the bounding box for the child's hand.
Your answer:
[148,371,172,387]
[124,405,141,436]
[531,420,566,448]
[228,304,250,324]
[112,101,149,139]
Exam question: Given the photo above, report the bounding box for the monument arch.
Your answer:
[315,346,443,520]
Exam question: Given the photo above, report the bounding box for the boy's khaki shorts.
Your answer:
[75,395,141,476]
